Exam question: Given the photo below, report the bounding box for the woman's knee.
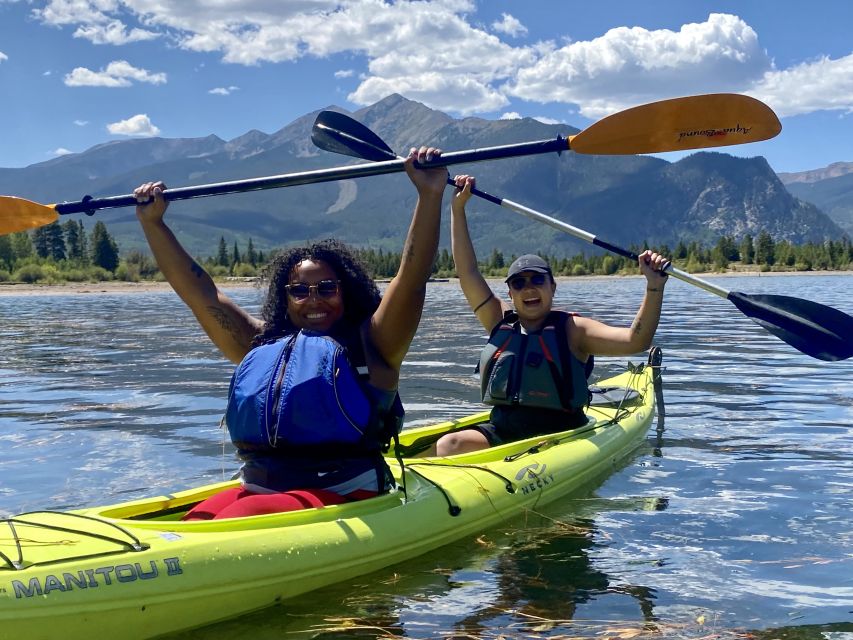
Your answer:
[436,429,490,456]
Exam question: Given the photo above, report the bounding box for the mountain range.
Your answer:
[778,162,853,238]
[1,94,848,257]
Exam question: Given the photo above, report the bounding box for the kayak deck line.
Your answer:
[0,357,659,640]
[1,511,149,571]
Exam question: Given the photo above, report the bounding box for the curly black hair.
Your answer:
[252,238,381,346]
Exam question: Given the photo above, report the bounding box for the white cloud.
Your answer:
[209,85,239,95]
[492,13,527,38]
[500,112,561,124]
[506,13,773,118]
[64,60,167,87]
[52,147,74,157]
[74,119,89,126]
[750,53,853,117]
[73,19,159,45]
[28,4,853,120]
[107,113,161,137]
[43,70,52,76]
[350,72,511,114]
[34,0,532,114]
[0,51,7,63]
[34,1,158,45]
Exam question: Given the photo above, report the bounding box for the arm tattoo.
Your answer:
[190,261,206,279]
[473,292,494,313]
[403,234,416,261]
[207,306,240,339]
[632,320,643,336]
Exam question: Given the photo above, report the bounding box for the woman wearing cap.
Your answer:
[434,175,669,456]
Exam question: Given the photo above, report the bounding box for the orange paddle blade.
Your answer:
[0,197,59,235]
[571,93,781,154]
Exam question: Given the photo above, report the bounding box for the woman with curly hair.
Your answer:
[134,146,447,519]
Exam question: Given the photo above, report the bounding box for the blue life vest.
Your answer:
[225,330,400,454]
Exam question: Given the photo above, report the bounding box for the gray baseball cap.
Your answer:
[505,254,552,282]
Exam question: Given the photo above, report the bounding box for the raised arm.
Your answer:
[450,175,508,332]
[572,250,668,358]
[134,182,262,363]
[367,147,447,371]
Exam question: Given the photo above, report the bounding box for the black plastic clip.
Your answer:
[81,194,95,216]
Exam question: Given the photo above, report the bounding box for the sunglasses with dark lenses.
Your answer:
[508,273,548,291]
[285,279,341,301]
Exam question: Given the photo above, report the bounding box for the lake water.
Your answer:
[1,274,852,639]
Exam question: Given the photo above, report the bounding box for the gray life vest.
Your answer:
[479,311,591,414]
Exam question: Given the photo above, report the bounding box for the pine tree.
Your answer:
[0,235,13,270]
[216,236,229,267]
[11,232,33,260]
[739,234,755,264]
[712,237,730,269]
[44,222,66,261]
[755,231,775,266]
[63,220,85,261]
[90,221,120,271]
[77,221,88,262]
[32,226,50,258]
[231,241,241,267]
[246,238,257,266]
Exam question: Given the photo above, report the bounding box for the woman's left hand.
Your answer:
[638,249,669,285]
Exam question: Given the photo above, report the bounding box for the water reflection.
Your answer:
[2,275,852,637]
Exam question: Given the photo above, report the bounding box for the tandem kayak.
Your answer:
[0,355,659,640]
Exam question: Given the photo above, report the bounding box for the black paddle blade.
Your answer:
[312,111,397,161]
[728,292,853,361]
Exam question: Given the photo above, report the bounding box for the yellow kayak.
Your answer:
[0,358,658,640]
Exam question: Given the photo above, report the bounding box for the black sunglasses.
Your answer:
[508,273,548,291]
[285,279,341,301]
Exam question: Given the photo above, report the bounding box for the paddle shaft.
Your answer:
[469,184,732,298]
[319,120,732,298]
[53,137,568,215]
[308,110,853,361]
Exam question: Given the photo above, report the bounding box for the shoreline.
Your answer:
[1,270,852,296]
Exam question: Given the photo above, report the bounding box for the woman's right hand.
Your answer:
[134,181,168,223]
[404,146,447,197]
[452,175,475,210]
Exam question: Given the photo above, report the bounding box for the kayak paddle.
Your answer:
[1,93,779,236]
[310,109,853,362]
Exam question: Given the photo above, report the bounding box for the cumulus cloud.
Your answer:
[209,85,239,95]
[27,4,853,120]
[73,119,89,126]
[74,20,159,45]
[107,114,161,137]
[33,2,158,45]
[0,51,7,63]
[34,0,534,115]
[492,13,527,38]
[64,60,167,87]
[500,112,522,120]
[750,53,853,117]
[506,13,773,118]
[52,147,74,157]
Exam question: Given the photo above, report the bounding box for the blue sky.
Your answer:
[1,0,852,172]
